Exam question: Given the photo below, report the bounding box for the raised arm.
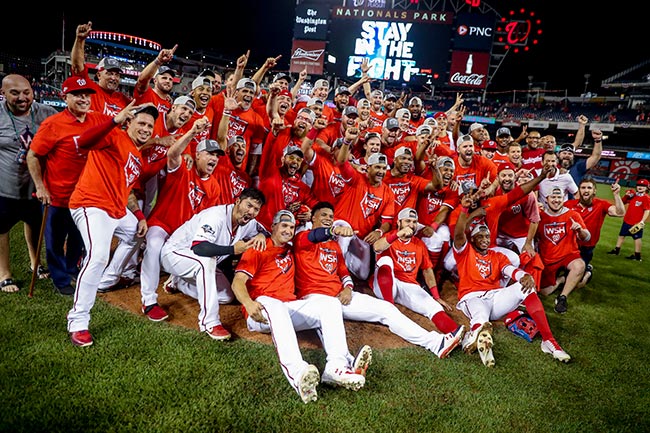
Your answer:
[134,45,177,95]
[585,129,603,171]
[608,179,626,217]
[71,21,92,75]
[571,115,589,149]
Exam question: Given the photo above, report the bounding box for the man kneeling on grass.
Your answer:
[231,210,367,403]
[453,191,571,367]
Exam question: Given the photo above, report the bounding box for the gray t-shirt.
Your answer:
[0,101,57,199]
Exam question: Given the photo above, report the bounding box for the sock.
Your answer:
[523,292,553,341]
[636,252,641,260]
[431,311,458,334]
[471,322,482,332]
[376,265,394,304]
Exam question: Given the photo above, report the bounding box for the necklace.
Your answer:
[6,105,36,141]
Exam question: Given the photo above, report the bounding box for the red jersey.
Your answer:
[76,68,131,117]
[293,231,349,298]
[306,145,353,205]
[377,234,432,284]
[133,86,172,115]
[453,154,498,192]
[146,164,220,234]
[491,151,510,166]
[565,197,611,247]
[257,170,318,232]
[315,122,344,148]
[29,109,109,207]
[335,162,396,238]
[416,186,458,226]
[453,242,513,300]
[536,208,586,265]
[236,238,296,302]
[497,191,541,239]
[140,113,184,184]
[521,147,545,175]
[69,126,142,219]
[213,156,251,205]
[383,171,431,212]
[368,109,387,129]
[622,193,650,225]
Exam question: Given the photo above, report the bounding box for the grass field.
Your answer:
[1,184,649,433]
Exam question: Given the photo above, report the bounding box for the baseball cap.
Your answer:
[357,98,371,108]
[364,131,381,142]
[273,72,292,84]
[155,66,176,77]
[236,78,257,91]
[397,207,418,221]
[132,105,159,120]
[367,153,388,166]
[460,180,478,195]
[283,145,304,158]
[297,107,316,123]
[637,179,649,187]
[277,89,292,99]
[550,186,563,196]
[394,146,413,159]
[458,134,474,146]
[436,156,455,170]
[96,57,123,73]
[198,69,216,78]
[469,122,484,133]
[433,111,447,119]
[423,117,439,127]
[61,76,96,95]
[559,144,574,153]
[196,139,225,155]
[384,93,398,101]
[408,96,423,106]
[192,76,213,90]
[227,135,246,147]
[481,140,497,150]
[383,117,400,131]
[396,108,411,119]
[273,209,296,225]
[173,95,196,110]
[498,162,516,173]
[307,97,323,107]
[370,89,383,98]
[313,79,329,90]
[335,86,351,96]
[497,127,512,137]
[470,223,490,238]
[416,125,432,136]
[342,106,358,117]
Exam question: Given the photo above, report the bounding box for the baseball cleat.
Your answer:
[353,345,372,377]
[142,303,169,322]
[321,365,365,391]
[462,322,490,354]
[162,275,179,294]
[541,339,571,363]
[205,325,231,341]
[70,330,93,347]
[554,295,568,314]
[298,364,320,404]
[476,323,495,367]
[435,325,465,359]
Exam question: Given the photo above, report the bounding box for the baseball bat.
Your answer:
[28,202,49,299]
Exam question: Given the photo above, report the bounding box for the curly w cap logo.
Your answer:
[318,247,338,274]
[360,192,382,218]
[543,221,567,246]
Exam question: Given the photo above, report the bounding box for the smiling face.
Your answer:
[233,197,263,226]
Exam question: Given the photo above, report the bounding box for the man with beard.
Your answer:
[133,45,178,115]
[452,134,498,196]
[557,129,604,186]
[453,192,571,367]
[315,106,360,153]
[383,146,439,214]
[376,117,404,166]
[566,177,625,287]
[538,151,578,206]
[332,149,396,281]
[407,96,425,131]
[536,187,590,314]
[521,129,544,176]
[70,22,131,117]
[366,89,388,129]
[160,188,268,341]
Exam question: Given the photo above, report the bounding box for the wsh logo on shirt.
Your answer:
[475,256,493,279]
[543,221,567,246]
[124,153,142,187]
[360,192,382,218]
[318,247,338,274]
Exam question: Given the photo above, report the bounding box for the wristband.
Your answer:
[429,285,441,301]
[431,222,440,232]
[386,232,399,244]
[374,228,384,236]
[307,128,318,140]
[343,138,352,146]
[133,210,146,222]
[154,58,162,66]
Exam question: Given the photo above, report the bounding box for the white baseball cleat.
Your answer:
[476,322,495,367]
[353,345,372,377]
[321,365,365,391]
[298,364,320,404]
[541,339,571,363]
[435,325,465,359]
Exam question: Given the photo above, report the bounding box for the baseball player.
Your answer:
[536,187,590,314]
[231,210,366,403]
[159,187,268,340]
[453,193,571,367]
[607,178,650,261]
[67,102,157,347]
[372,208,463,336]
[295,201,464,360]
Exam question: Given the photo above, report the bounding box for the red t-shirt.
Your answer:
[236,238,296,302]
[306,145,353,205]
[133,86,172,115]
[293,231,349,298]
[453,154,498,192]
[76,68,131,117]
[536,208,586,266]
[416,185,458,226]
[622,193,650,225]
[377,234,432,284]
[213,156,251,205]
[383,170,431,213]
[565,197,611,247]
[453,241,513,300]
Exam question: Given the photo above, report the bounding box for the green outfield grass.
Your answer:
[1,184,649,433]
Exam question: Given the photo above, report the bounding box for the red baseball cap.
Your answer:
[433,111,447,119]
[481,140,497,150]
[498,162,516,173]
[637,179,649,187]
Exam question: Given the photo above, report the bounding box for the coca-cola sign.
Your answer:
[448,51,490,89]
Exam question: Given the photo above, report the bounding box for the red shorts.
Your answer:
[540,252,582,288]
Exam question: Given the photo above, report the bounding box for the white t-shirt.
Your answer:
[538,171,578,206]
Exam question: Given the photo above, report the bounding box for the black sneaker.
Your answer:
[97,277,135,293]
[625,254,642,261]
[606,249,619,255]
[584,264,594,284]
[54,283,76,296]
[554,295,568,314]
